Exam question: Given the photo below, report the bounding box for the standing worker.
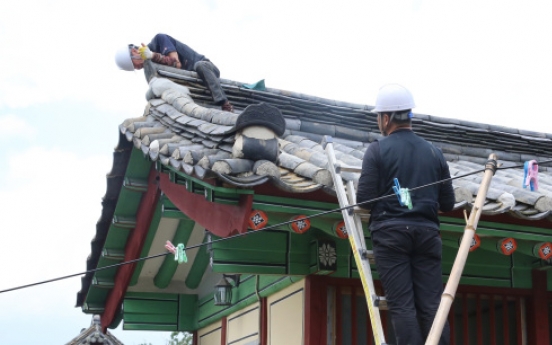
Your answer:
[356,84,455,345]
[115,33,234,112]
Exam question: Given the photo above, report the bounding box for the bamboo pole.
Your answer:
[425,154,498,345]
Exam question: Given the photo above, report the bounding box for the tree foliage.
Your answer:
[137,331,192,345]
[167,331,192,345]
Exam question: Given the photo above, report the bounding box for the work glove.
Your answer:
[138,45,153,60]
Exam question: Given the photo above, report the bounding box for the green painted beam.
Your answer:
[82,302,105,314]
[253,194,338,213]
[126,291,179,300]
[127,148,155,180]
[440,216,552,241]
[102,227,131,254]
[210,228,319,275]
[124,323,176,331]
[112,215,136,228]
[161,206,192,219]
[330,236,355,278]
[122,177,148,192]
[102,248,125,261]
[288,232,313,275]
[129,203,163,286]
[92,276,115,289]
[123,292,197,332]
[112,190,142,219]
[124,294,178,329]
[154,219,196,289]
[185,234,211,289]
[82,286,110,311]
[178,294,198,330]
[93,260,120,280]
[124,299,178,324]
[212,230,289,265]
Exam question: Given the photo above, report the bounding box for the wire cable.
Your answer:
[1,158,551,295]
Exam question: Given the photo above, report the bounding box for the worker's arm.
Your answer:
[139,44,181,69]
[150,52,180,68]
[167,51,182,69]
[356,141,381,210]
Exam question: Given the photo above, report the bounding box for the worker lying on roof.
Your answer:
[115,33,234,113]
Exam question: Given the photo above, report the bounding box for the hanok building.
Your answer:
[76,61,552,345]
[65,315,124,345]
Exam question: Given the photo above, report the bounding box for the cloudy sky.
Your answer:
[0,1,550,344]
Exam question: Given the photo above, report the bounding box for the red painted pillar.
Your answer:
[304,276,327,345]
[531,270,550,345]
[101,169,160,332]
[220,316,227,345]
[260,297,268,345]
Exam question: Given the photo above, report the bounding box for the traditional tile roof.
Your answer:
[65,315,124,345]
[130,61,552,221]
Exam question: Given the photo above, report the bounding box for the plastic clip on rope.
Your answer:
[165,241,188,264]
[393,178,413,210]
[523,160,539,191]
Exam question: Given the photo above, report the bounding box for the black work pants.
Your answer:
[372,225,450,345]
[193,60,228,105]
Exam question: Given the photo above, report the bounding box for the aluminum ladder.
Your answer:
[324,136,388,345]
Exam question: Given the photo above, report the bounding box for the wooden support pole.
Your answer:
[425,154,497,345]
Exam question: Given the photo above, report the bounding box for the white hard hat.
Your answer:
[372,84,415,113]
[115,45,134,71]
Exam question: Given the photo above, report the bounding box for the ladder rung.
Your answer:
[374,295,388,310]
[353,206,371,220]
[360,249,376,265]
[339,165,362,173]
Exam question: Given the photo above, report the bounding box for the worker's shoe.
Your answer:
[221,101,234,113]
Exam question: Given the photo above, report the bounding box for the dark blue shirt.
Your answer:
[147,33,206,71]
[356,129,455,231]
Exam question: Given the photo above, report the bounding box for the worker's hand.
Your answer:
[138,44,153,60]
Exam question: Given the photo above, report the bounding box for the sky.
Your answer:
[0,1,551,344]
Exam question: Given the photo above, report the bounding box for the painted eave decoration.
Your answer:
[76,61,552,332]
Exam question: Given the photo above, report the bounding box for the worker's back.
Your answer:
[368,129,454,231]
[147,34,206,71]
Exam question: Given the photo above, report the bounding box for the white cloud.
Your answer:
[0,145,115,343]
[0,114,36,139]
[0,146,110,289]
